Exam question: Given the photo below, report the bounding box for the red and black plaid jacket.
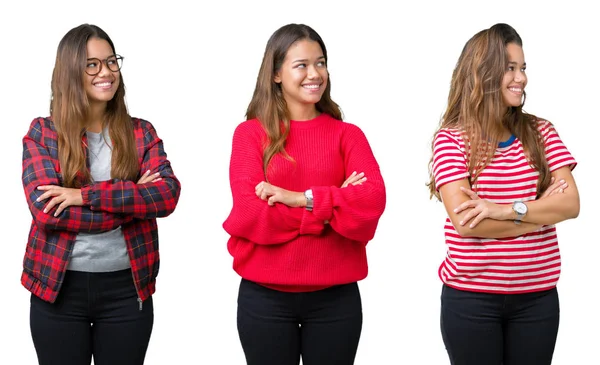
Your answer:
[21,116,181,303]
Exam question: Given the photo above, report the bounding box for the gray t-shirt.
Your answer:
[67,129,131,272]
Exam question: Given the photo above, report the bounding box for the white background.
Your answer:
[1,0,598,364]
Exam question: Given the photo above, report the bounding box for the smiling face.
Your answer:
[274,39,328,120]
[83,37,120,109]
[501,42,527,108]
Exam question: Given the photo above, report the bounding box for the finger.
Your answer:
[468,214,485,229]
[37,185,59,191]
[137,170,151,183]
[255,182,264,191]
[459,186,479,200]
[267,196,276,206]
[459,207,480,227]
[54,201,68,217]
[453,201,474,214]
[351,177,367,186]
[43,196,64,214]
[151,178,162,183]
[36,190,58,202]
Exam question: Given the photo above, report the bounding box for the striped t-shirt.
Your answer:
[432,119,576,294]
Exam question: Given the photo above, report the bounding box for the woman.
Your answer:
[428,23,579,364]
[223,23,386,365]
[21,24,181,365]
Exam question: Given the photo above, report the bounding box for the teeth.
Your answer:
[95,82,111,87]
[303,84,319,89]
[509,87,522,93]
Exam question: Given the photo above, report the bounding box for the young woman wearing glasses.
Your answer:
[21,23,181,365]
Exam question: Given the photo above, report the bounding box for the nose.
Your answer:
[514,69,525,83]
[307,64,319,79]
[97,60,111,77]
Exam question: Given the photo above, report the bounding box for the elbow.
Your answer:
[455,225,474,238]
[570,202,580,219]
[566,194,580,220]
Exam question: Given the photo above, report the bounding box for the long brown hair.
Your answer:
[246,23,342,175]
[51,24,138,188]
[428,23,550,200]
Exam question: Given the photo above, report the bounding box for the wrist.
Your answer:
[504,204,516,220]
[304,189,313,211]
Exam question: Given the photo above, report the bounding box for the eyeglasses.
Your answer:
[85,54,124,76]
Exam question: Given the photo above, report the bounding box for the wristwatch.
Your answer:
[304,189,313,211]
[512,201,528,225]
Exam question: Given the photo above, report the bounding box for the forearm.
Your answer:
[311,182,386,242]
[82,176,180,219]
[455,214,542,238]
[224,187,326,245]
[28,198,133,233]
[519,194,580,225]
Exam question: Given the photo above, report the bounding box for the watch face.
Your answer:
[514,202,527,214]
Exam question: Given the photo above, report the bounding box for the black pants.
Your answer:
[237,279,362,365]
[440,284,560,365]
[30,269,154,365]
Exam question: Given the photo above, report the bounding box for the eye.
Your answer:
[107,58,117,65]
[317,61,326,67]
[507,66,515,71]
[87,62,98,68]
[296,63,306,69]
[520,67,526,72]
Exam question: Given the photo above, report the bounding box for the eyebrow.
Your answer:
[508,61,526,66]
[86,54,116,60]
[292,56,326,63]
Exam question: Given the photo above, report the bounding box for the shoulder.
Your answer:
[533,117,555,133]
[328,115,367,139]
[24,116,56,141]
[130,116,155,132]
[232,118,265,139]
[434,127,464,145]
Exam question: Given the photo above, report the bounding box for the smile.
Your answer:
[302,84,321,90]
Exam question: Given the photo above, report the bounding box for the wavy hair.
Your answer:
[428,23,550,200]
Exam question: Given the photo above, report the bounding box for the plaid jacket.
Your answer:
[21,116,181,303]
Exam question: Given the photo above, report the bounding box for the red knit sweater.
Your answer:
[223,113,386,292]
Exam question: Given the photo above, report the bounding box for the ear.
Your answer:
[274,71,282,84]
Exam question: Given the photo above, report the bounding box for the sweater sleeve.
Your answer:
[22,118,134,233]
[310,124,386,242]
[80,119,181,219]
[223,121,326,245]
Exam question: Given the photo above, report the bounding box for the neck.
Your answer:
[87,101,107,133]
[288,104,319,122]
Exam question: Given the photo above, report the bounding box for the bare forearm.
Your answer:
[456,215,542,238]
[519,194,580,225]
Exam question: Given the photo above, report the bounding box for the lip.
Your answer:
[302,83,322,93]
[93,80,114,90]
[507,84,524,95]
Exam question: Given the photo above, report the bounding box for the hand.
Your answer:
[255,182,304,207]
[539,177,568,199]
[137,170,162,184]
[36,185,84,217]
[341,171,366,188]
[453,186,510,228]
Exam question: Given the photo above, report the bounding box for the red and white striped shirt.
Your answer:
[432,119,576,294]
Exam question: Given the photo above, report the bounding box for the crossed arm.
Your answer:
[440,166,579,238]
[23,119,180,233]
